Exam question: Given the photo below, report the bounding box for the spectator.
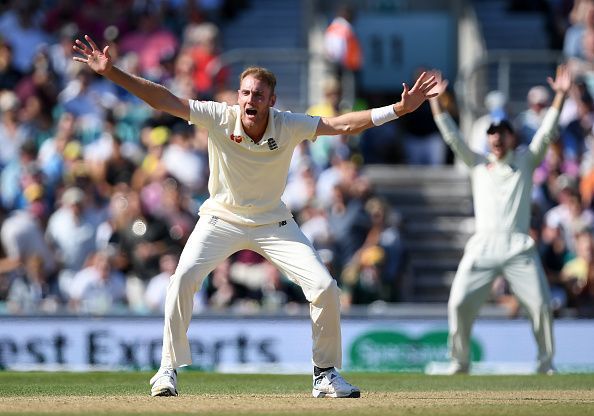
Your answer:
[37,111,78,189]
[341,244,386,307]
[207,259,237,310]
[1,139,40,211]
[0,204,57,279]
[161,123,208,194]
[68,249,127,314]
[306,77,351,169]
[0,41,23,92]
[6,254,61,314]
[131,125,170,192]
[145,250,204,314]
[542,183,594,256]
[0,91,27,170]
[153,177,197,246]
[563,0,594,60]
[118,10,178,80]
[323,5,362,102]
[361,197,404,300]
[45,186,98,296]
[514,86,551,147]
[185,22,230,100]
[327,179,372,277]
[359,108,403,164]
[283,161,318,213]
[400,68,447,165]
[108,189,174,285]
[560,227,594,316]
[0,0,51,74]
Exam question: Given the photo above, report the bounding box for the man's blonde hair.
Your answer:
[239,67,276,94]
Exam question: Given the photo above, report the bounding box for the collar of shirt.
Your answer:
[486,151,517,175]
[487,151,514,166]
[232,106,277,146]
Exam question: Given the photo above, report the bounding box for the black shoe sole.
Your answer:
[345,391,361,398]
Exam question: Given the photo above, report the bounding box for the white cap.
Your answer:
[61,187,85,205]
[484,90,507,112]
[527,86,550,105]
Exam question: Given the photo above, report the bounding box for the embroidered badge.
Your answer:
[267,138,278,150]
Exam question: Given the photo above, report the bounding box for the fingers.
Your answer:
[73,39,91,56]
[423,80,438,93]
[85,35,99,51]
[72,43,87,55]
[412,71,430,90]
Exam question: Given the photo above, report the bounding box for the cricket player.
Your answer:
[428,65,571,374]
[73,35,437,397]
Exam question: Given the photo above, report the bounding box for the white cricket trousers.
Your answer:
[448,234,554,372]
[160,215,342,369]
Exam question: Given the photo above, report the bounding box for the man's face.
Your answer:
[488,129,515,160]
[238,75,276,132]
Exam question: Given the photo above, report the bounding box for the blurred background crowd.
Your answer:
[0,0,593,318]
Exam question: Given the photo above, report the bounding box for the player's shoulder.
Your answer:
[273,107,317,123]
[189,99,232,112]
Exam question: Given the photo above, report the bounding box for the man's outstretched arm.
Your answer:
[528,64,571,163]
[72,35,191,121]
[315,71,437,136]
[429,71,478,167]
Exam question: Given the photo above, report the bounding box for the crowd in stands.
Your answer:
[0,0,593,317]
[0,0,406,316]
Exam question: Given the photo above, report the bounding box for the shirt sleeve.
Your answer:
[528,107,561,168]
[188,100,228,130]
[434,112,478,167]
[281,111,321,144]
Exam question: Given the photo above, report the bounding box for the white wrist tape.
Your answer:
[371,105,398,126]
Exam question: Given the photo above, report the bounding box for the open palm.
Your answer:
[72,35,113,75]
[547,64,571,94]
[427,71,449,98]
[400,71,438,113]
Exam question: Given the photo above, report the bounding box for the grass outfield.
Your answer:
[0,372,593,416]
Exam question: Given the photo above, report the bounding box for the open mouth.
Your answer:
[246,108,257,116]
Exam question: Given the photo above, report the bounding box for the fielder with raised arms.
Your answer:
[73,34,437,398]
[428,64,571,375]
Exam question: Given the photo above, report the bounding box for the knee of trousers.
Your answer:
[167,267,200,301]
[310,277,339,305]
[448,295,473,317]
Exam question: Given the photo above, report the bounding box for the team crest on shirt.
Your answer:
[230,134,243,143]
[267,138,278,150]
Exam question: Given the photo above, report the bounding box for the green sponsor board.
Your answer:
[348,330,483,372]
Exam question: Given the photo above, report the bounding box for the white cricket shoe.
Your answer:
[537,364,556,375]
[312,368,360,398]
[150,367,178,397]
[445,362,469,375]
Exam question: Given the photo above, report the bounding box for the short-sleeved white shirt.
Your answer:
[189,100,320,225]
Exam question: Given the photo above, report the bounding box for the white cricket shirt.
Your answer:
[434,108,560,252]
[189,100,320,225]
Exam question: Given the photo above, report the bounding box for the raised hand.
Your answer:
[72,35,113,75]
[427,70,449,98]
[400,71,438,114]
[547,64,571,95]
